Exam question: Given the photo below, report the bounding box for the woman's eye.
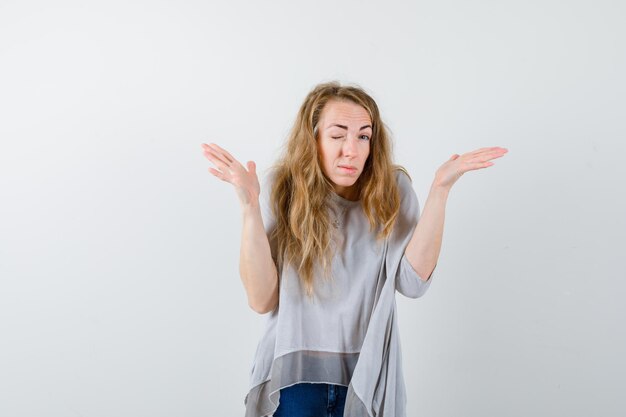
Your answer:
[330,135,370,140]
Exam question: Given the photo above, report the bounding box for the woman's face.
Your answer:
[316,99,372,200]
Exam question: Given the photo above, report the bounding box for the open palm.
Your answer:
[201,143,260,206]
[434,146,508,190]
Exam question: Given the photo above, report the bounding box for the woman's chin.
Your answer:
[331,178,357,188]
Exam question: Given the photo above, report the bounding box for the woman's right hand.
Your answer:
[201,143,260,207]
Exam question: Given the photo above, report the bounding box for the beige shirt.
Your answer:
[245,168,436,417]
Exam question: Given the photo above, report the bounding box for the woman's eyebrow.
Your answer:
[327,124,372,130]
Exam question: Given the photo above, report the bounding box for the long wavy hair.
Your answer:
[268,81,409,298]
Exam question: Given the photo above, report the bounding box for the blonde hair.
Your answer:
[268,81,409,298]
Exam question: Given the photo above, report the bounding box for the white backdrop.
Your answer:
[1,0,624,416]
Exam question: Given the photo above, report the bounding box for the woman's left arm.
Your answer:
[404,146,509,281]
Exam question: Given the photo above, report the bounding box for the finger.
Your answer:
[247,161,256,175]
[204,149,233,172]
[208,167,230,182]
[209,144,247,172]
[468,147,493,155]
[204,145,236,166]
[487,151,507,160]
[204,145,233,167]
[466,149,507,163]
[467,161,495,170]
[469,146,502,156]
[208,143,236,165]
[481,147,508,155]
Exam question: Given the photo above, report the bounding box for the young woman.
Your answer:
[202,81,507,417]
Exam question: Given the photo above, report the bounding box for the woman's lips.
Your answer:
[339,165,357,173]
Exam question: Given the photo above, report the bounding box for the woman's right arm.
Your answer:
[240,202,279,314]
[201,143,278,314]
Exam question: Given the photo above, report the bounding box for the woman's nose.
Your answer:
[342,136,357,156]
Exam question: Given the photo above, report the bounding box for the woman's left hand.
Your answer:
[433,146,508,190]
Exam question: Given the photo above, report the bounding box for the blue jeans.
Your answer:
[273,382,348,417]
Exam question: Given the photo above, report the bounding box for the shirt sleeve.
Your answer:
[394,169,436,299]
[397,252,436,298]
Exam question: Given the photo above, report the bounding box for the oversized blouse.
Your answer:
[244,168,436,417]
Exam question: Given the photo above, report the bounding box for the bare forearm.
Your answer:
[239,203,278,313]
[405,182,449,281]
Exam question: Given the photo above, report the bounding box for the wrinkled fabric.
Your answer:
[244,169,436,417]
